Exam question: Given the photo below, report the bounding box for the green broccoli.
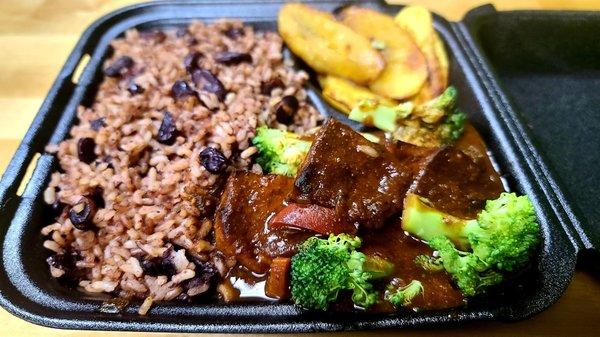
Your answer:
[428,236,503,296]
[347,86,466,146]
[413,85,458,123]
[252,126,312,177]
[440,109,467,143]
[385,280,424,307]
[290,234,393,310]
[404,192,540,297]
[467,192,540,272]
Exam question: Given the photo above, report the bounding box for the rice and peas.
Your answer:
[41,20,322,314]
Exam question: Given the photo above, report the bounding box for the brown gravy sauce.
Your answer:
[224,123,501,312]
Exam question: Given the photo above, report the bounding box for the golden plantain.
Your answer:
[319,75,396,114]
[339,6,428,100]
[278,3,384,84]
[395,6,449,102]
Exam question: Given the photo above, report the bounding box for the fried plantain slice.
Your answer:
[339,6,428,100]
[278,3,385,84]
[395,5,449,102]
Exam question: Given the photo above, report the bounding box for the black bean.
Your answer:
[127,82,145,95]
[140,29,166,43]
[260,77,284,95]
[90,118,106,131]
[214,52,252,65]
[191,69,226,101]
[183,277,211,297]
[224,27,245,39]
[46,250,79,272]
[46,254,64,270]
[183,51,202,73]
[184,276,209,289]
[176,292,191,301]
[275,95,299,125]
[159,247,178,277]
[171,80,196,100]
[157,111,178,145]
[68,196,97,230]
[88,186,105,209]
[199,147,228,174]
[194,260,219,284]
[183,260,218,297]
[77,137,97,164]
[103,56,134,78]
[138,257,161,276]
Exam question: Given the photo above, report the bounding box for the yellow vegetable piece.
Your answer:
[278,3,385,84]
[319,75,396,114]
[339,6,428,100]
[395,5,449,102]
[432,33,449,87]
[394,5,434,46]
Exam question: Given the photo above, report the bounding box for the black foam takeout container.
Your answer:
[0,0,597,333]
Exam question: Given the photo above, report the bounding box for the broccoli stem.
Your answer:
[385,280,424,307]
[402,193,475,250]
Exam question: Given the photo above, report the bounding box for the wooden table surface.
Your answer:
[1,0,599,336]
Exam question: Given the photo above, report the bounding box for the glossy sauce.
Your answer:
[215,122,503,311]
[360,223,465,312]
[214,172,312,274]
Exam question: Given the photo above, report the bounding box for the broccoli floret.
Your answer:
[428,236,503,296]
[417,86,466,143]
[348,86,467,146]
[440,109,467,144]
[467,192,541,272]
[405,193,540,296]
[290,234,393,310]
[252,127,312,177]
[385,280,424,307]
[414,86,457,123]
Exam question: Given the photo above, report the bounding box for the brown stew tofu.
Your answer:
[291,119,414,229]
[410,144,504,218]
[214,172,312,274]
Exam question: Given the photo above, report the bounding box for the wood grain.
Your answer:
[1,1,599,336]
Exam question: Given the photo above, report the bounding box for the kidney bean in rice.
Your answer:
[41,20,321,308]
